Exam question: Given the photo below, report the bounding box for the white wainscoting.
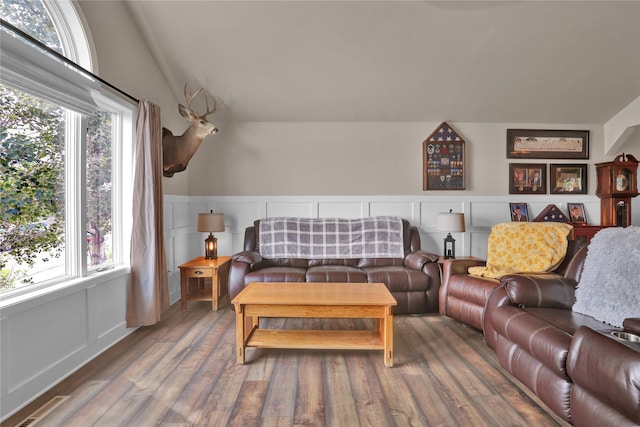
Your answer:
[0,269,133,421]
[163,194,628,305]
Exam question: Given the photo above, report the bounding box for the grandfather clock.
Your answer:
[595,153,639,226]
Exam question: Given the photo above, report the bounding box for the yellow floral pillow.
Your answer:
[468,222,573,279]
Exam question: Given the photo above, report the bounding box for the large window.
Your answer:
[0,1,134,296]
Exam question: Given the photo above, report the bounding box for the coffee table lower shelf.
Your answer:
[246,328,385,350]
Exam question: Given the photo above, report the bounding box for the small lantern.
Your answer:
[437,209,466,260]
[197,211,225,259]
[204,233,218,259]
[443,233,456,259]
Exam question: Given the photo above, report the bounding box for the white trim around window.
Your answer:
[0,24,136,303]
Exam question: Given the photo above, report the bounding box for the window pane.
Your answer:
[86,109,112,268]
[0,84,66,292]
[0,0,63,54]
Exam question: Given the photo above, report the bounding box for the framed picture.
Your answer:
[509,163,547,194]
[506,129,589,159]
[423,122,466,190]
[550,164,587,194]
[509,202,529,222]
[567,202,588,224]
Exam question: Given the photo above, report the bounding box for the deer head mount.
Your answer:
[162,84,223,177]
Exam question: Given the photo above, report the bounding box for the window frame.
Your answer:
[0,6,135,301]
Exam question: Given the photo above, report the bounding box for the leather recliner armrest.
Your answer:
[500,273,576,308]
[438,258,486,317]
[232,250,263,269]
[404,250,439,270]
[442,258,486,276]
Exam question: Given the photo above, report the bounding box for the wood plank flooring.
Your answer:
[4,302,571,427]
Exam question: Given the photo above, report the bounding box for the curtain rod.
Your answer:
[1,19,140,104]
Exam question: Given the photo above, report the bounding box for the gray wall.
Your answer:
[187,121,640,196]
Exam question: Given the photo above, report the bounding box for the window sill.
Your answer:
[0,265,130,312]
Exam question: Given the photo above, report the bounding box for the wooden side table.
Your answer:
[178,256,231,311]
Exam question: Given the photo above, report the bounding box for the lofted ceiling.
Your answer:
[123,1,640,124]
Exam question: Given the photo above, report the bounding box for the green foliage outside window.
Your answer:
[0,86,65,290]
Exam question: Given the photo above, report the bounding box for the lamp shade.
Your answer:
[197,212,225,233]
[437,212,465,233]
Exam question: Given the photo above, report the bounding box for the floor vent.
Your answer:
[16,395,69,427]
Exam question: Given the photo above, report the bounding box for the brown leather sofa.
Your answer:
[229,219,441,314]
[439,239,585,331]
[482,245,640,425]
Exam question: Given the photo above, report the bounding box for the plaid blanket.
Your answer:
[258,216,405,259]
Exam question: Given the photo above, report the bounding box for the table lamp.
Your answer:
[437,209,465,259]
[197,211,225,259]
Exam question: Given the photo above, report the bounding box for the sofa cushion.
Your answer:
[363,266,429,292]
[305,266,367,283]
[262,258,308,269]
[469,222,572,279]
[308,258,359,268]
[357,258,404,268]
[244,267,307,284]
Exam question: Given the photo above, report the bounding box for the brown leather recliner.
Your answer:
[439,238,585,331]
[229,219,442,314]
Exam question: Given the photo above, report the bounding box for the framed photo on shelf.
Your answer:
[567,202,588,224]
[506,129,589,159]
[509,163,547,194]
[423,122,466,190]
[550,164,587,194]
[509,202,529,222]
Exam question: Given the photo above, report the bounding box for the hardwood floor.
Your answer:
[4,302,570,427]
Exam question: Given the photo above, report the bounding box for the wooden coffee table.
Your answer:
[231,282,397,367]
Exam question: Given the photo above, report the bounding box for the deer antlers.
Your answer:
[183,84,223,119]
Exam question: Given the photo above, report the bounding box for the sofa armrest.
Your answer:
[567,326,640,426]
[438,258,487,316]
[443,258,486,276]
[229,251,264,304]
[499,273,576,308]
[404,250,439,270]
[232,250,263,268]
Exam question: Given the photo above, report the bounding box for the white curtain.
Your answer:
[126,101,169,327]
